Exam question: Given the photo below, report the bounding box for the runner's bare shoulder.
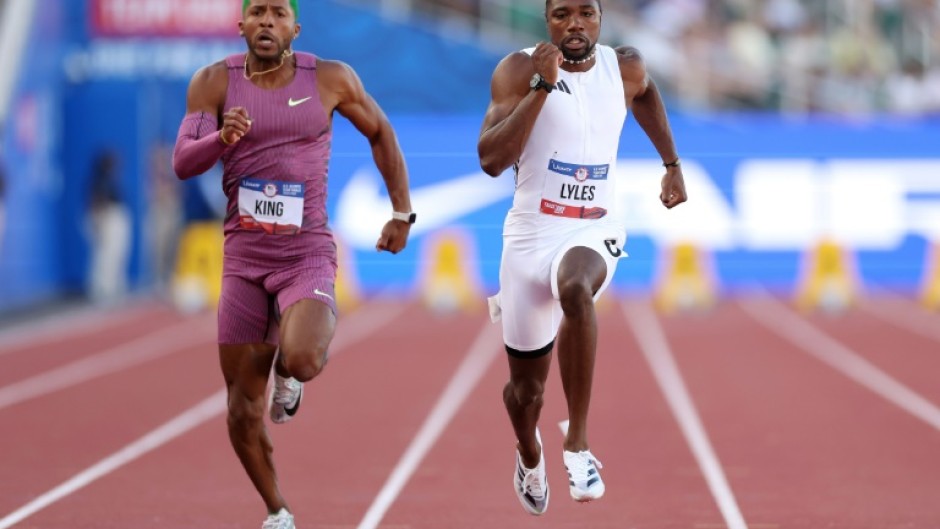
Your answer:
[186,60,230,112]
[613,46,647,87]
[315,59,368,112]
[493,51,536,85]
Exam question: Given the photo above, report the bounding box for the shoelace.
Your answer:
[521,464,546,498]
[273,376,301,404]
[566,451,603,480]
[261,510,293,529]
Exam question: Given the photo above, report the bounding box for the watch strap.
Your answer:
[392,211,416,224]
[535,78,554,93]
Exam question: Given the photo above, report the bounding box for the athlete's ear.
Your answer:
[238,21,245,36]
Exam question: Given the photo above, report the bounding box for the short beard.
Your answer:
[562,43,595,63]
[247,37,290,62]
[254,48,283,62]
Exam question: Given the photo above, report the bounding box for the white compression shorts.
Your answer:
[488,222,626,353]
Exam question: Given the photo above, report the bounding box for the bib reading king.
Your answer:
[238,177,305,235]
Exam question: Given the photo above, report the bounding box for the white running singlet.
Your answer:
[490,44,629,353]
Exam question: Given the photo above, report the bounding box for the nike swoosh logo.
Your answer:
[334,168,514,250]
[313,288,334,301]
[288,96,312,107]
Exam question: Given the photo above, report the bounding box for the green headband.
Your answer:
[243,0,299,16]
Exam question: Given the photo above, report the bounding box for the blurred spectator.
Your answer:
[147,143,182,295]
[885,58,940,114]
[415,0,478,18]
[379,0,940,115]
[0,148,6,252]
[777,18,828,112]
[87,149,131,306]
[722,9,777,108]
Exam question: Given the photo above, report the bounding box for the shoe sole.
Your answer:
[269,384,302,424]
[569,484,605,502]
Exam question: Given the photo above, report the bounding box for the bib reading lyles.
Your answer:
[238,177,305,235]
[540,158,610,219]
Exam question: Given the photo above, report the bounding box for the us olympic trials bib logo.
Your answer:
[575,167,589,182]
[238,177,305,235]
[549,159,608,203]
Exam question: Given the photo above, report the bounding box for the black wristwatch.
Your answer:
[529,73,554,93]
[392,211,417,224]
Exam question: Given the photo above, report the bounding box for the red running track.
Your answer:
[1,293,939,528]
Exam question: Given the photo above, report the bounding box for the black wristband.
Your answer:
[663,158,681,168]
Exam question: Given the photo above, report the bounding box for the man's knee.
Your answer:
[282,343,328,382]
[557,277,594,315]
[505,377,546,409]
[227,390,266,430]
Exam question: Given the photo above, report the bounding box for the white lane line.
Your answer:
[0,301,409,412]
[0,299,407,528]
[0,315,214,411]
[740,293,940,432]
[0,303,157,354]
[0,390,227,529]
[357,320,500,529]
[559,419,570,436]
[623,300,749,529]
[330,301,408,353]
[857,295,940,344]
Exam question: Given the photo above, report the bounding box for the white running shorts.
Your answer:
[488,222,626,352]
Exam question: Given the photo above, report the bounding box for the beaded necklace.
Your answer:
[563,48,596,65]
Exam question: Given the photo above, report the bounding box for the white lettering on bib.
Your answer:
[238,177,305,235]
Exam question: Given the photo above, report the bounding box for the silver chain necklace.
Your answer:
[563,48,596,65]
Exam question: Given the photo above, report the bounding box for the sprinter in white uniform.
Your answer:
[478,0,687,515]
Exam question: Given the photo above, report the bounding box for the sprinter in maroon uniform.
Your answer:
[172,1,414,527]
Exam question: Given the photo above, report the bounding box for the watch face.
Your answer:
[530,73,541,89]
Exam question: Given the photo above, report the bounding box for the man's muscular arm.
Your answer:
[320,60,412,253]
[477,53,542,176]
[619,46,687,208]
[172,62,244,180]
[477,43,562,177]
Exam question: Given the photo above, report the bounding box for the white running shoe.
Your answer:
[564,449,605,502]
[513,428,550,515]
[269,374,303,424]
[261,508,295,529]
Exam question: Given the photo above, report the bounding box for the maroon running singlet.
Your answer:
[217,51,337,345]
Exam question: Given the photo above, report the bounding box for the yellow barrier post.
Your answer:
[654,242,717,315]
[334,235,361,313]
[795,238,859,313]
[921,241,940,311]
[418,228,483,314]
[171,221,224,313]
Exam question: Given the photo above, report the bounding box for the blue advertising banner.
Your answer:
[0,1,67,310]
[324,114,940,295]
[2,0,936,313]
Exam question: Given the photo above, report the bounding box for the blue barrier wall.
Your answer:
[327,113,940,294]
[51,0,504,302]
[2,1,937,313]
[0,1,68,310]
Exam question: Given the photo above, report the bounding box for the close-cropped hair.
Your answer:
[544,0,603,14]
[243,0,299,15]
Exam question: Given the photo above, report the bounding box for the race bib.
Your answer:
[540,159,609,219]
[238,177,305,235]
